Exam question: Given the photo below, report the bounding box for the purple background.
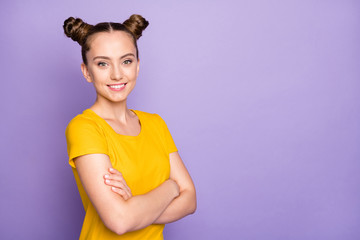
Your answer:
[1,0,359,239]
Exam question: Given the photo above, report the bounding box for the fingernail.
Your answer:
[109,168,114,172]
[106,180,110,184]
[112,187,116,191]
[104,174,109,179]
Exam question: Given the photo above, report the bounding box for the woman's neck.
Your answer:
[90,99,134,123]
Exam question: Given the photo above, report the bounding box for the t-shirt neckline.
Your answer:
[85,109,143,138]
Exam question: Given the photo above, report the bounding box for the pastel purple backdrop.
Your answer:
[1,0,359,239]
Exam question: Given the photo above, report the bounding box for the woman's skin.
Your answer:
[74,30,196,235]
[104,151,196,224]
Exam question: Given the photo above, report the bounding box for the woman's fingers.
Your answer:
[111,187,130,200]
[104,177,132,199]
[109,167,121,174]
[104,178,127,189]
[104,168,132,199]
[109,168,132,194]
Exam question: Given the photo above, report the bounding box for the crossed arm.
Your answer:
[74,151,196,235]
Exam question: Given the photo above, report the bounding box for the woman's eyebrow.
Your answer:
[93,56,110,61]
[120,53,135,59]
[93,53,135,61]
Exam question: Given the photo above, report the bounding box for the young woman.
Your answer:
[64,14,196,239]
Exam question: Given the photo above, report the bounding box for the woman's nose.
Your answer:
[110,65,123,80]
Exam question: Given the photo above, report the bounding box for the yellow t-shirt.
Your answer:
[65,109,177,240]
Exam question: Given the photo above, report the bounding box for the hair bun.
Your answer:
[63,17,92,45]
[123,14,149,40]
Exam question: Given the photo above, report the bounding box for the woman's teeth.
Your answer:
[109,84,125,89]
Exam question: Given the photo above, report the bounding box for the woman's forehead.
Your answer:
[88,31,136,55]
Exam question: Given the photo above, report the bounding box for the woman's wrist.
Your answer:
[165,179,180,198]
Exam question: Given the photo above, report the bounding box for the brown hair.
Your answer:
[63,14,149,65]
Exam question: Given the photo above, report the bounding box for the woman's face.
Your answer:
[81,31,139,104]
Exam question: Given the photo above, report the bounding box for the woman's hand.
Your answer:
[104,168,132,200]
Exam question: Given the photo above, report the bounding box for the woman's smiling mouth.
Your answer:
[108,83,127,91]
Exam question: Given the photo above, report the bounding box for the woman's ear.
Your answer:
[81,63,92,83]
[136,59,140,78]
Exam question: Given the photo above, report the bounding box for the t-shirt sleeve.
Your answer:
[65,116,109,168]
[155,114,178,154]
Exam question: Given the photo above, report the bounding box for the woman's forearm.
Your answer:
[75,154,181,235]
[117,179,180,233]
[153,189,196,224]
[98,151,197,232]
[153,152,197,224]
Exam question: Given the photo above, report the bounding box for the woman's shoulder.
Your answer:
[66,109,103,134]
[67,109,97,124]
[132,109,165,124]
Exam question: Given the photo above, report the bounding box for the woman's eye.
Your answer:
[97,62,108,67]
[123,59,133,65]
